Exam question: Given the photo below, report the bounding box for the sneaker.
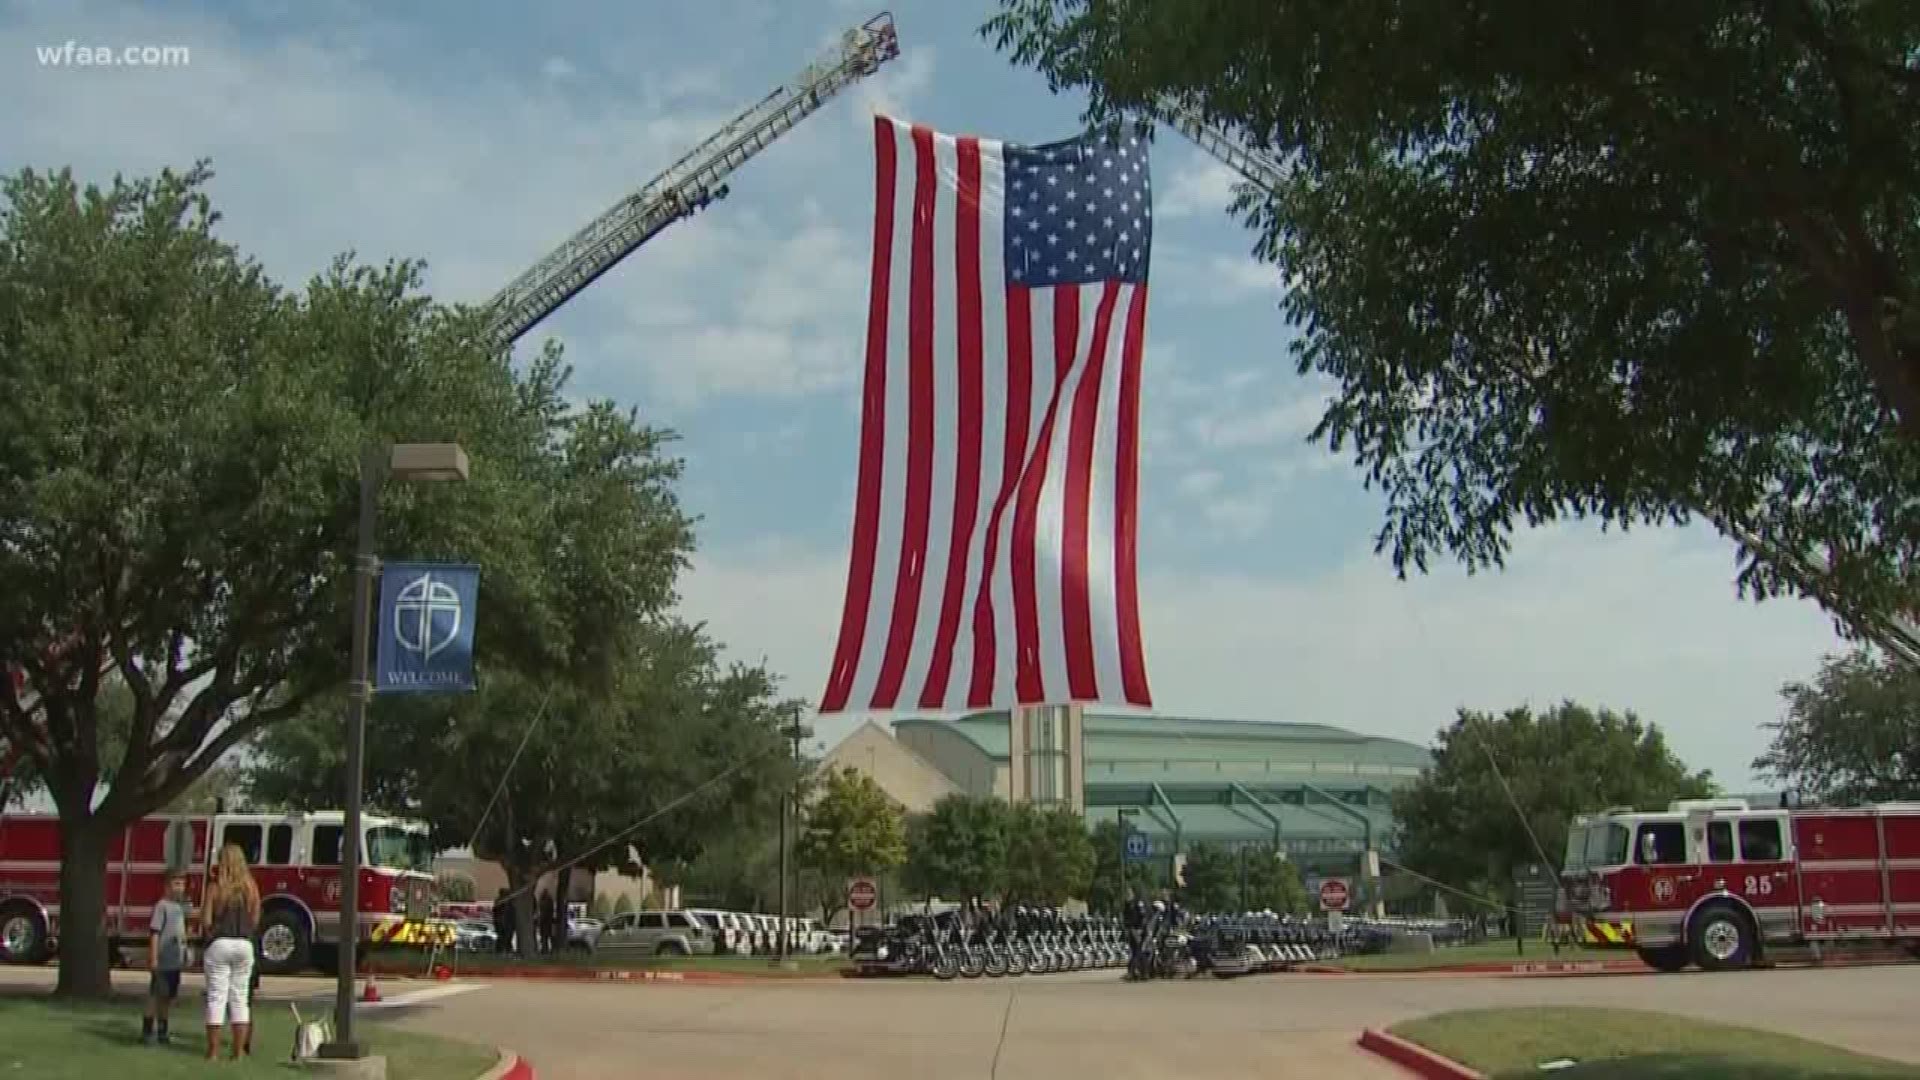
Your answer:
[157,1029,172,1046]
[140,1030,156,1046]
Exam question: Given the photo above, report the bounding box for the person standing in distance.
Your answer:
[141,873,190,1045]
[202,843,261,1061]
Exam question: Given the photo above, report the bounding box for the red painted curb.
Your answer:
[500,1057,535,1080]
[1356,1029,1484,1080]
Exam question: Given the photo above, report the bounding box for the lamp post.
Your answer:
[1116,807,1140,911]
[774,713,813,967]
[321,442,469,1062]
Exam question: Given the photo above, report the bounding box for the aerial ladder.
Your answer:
[482,13,901,350]
[1150,100,1920,665]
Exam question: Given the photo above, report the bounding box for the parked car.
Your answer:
[595,909,716,957]
[566,917,603,953]
[452,919,497,953]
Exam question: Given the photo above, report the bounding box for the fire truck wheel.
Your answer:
[1635,944,1690,973]
[255,906,312,975]
[1688,904,1754,972]
[0,903,49,964]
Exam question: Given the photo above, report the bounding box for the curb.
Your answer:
[1356,1029,1484,1080]
[364,961,851,986]
[1298,960,1646,976]
[475,1049,536,1080]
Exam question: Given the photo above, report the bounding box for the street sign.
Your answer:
[1123,831,1151,861]
[847,877,878,912]
[1318,877,1351,912]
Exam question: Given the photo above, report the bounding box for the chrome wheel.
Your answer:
[1702,921,1740,961]
[259,922,298,965]
[2,914,36,958]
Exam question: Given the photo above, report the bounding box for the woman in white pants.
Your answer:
[202,843,261,1061]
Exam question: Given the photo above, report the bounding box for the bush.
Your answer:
[613,893,635,915]
[591,893,615,918]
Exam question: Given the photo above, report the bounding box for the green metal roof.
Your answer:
[892,710,1431,774]
[1085,803,1388,845]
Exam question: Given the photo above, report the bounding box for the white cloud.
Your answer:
[0,0,882,411]
[678,523,1845,786]
[1156,154,1242,219]
[851,43,936,130]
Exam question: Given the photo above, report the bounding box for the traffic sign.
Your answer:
[847,877,878,911]
[1318,877,1351,912]
[1123,831,1151,862]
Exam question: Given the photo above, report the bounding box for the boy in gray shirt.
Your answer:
[142,873,189,1046]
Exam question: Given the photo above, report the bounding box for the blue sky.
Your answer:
[3,0,1850,785]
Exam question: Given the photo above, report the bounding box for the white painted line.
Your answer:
[357,982,488,1010]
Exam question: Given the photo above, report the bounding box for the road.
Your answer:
[8,964,1918,1078]
[385,965,1919,1080]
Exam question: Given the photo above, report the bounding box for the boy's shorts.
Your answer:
[149,970,181,999]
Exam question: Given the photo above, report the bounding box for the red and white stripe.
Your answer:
[820,116,1151,714]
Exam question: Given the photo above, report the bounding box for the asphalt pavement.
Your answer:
[9,963,1918,1079]
[385,964,1920,1080]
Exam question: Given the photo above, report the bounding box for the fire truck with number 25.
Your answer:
[1559,797,1920,971]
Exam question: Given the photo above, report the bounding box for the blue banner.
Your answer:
[374,562,480,694]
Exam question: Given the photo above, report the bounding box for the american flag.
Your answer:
[820,116,1153,714]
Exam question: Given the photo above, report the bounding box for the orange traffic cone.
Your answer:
[360,977,381,1003]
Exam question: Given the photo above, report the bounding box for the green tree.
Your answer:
[613,893,635,916]
[248,380,799,956]
[1756,649,1920,803]
[1003,803,1096,906]
[1175,843,1239,912]
[436,872,477,904]
[985,2,1920,631]
[901,794,1011,901]
[799,766,907,901]
[0,163,555,996]
[1085,818,1159,913]
[1393,703,1716,898]
[1239,847,1310,915]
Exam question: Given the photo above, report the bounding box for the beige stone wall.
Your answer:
[895,722,1001,798]
[818,721,961,813]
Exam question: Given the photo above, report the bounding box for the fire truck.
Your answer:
[1558,797,1920,972]
[0,809,444,975]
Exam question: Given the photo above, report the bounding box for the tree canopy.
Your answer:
[1392,703,1716,897]
[985,1,1920,628]
[901,794,1011,901]
[798,766,908,889]
[1756,648,1920,802]
[1003,803,1096,906]
[0,163,570,994]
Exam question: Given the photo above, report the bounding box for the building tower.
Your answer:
[1006,704,1085,812]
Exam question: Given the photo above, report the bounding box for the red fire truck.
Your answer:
[0,808,445,975]
[1558,797,1920,972]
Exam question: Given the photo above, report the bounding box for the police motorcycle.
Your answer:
[984,911,1025,977]
[851,913,934,976]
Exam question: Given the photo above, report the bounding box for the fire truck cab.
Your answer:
[0,809,440,975]
[1560,797,1920,972]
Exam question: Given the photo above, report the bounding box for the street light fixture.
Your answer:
[775,714,813,967]
[321,442,469,1062]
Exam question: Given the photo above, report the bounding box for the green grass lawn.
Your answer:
[1334,940,1621,971]
[0,995,499,1080]
[1391,1007,1920,1079]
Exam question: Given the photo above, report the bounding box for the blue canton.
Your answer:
[1003,133,1151,288]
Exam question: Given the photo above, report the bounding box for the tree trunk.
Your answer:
[505,860,539,960]
[53,817,113,998]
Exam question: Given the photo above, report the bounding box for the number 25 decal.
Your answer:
[1742,875,1774,896]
